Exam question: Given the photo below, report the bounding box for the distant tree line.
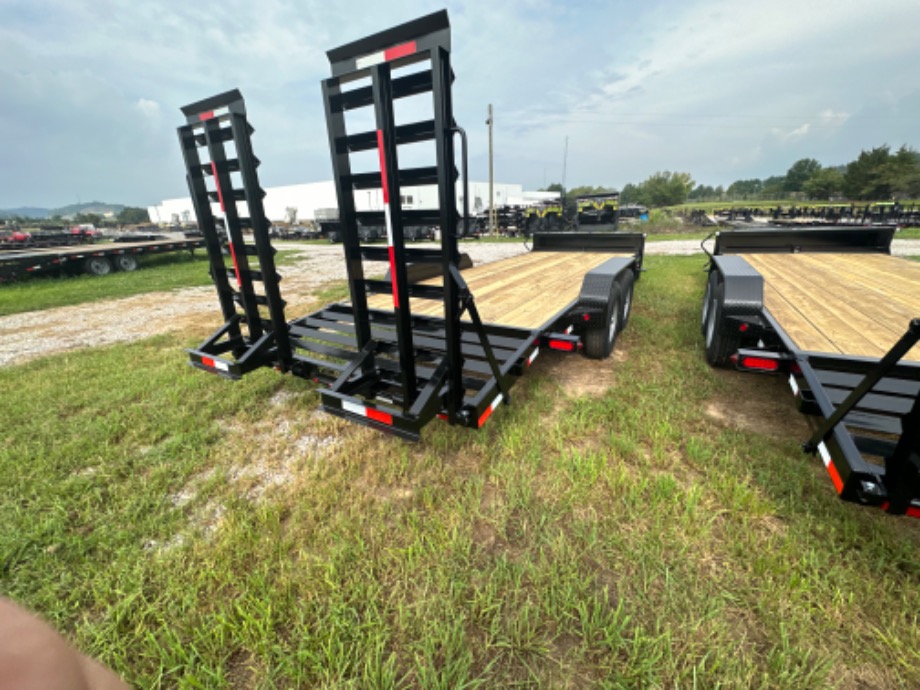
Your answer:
[550,143,920,209]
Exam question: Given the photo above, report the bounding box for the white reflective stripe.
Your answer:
[528,348,539,364]
[564,325,573,335]
[384,203,394,246]
[490,393,504,412]
[788,374,799,395]
[356,51,386,69]
[342,400,366,417]
[212,106,229,117]
[213,360,229,372]
[817,442,832,468]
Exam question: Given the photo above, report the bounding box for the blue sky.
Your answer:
[2,0,919,208]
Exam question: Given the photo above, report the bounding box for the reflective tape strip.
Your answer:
[788,373,799,395]
[341,400,393,426]
[477,393,504,428]
[564,325,574,335]
[376,129,398,308]
[355,41,417,69]
[210,162,226,212]
[817,442,844,494]
[199,106,229,121]
[201,357,229,372]
[528,347,539,365]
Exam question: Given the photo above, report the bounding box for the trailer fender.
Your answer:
[576,257,634,359]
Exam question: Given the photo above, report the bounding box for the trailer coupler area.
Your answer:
[792,319,920,517]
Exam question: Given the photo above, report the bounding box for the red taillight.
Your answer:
[549,339,576,352]
[738,356,779,372]
[202,356,215,368]
[583,313,591,321]
[908,506,920,519]
[739,323,749,332]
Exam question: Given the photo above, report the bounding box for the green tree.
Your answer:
[639,171,694,207]
[117,207,150,224]
[762,175,786,199]
[884,145,920,198]
[727,178,763,199]
[620,183,641,204]
[803,168,844,200]
[784,158,822,192]
[843,146,892,200]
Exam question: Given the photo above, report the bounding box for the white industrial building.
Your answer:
[148,181,558,225]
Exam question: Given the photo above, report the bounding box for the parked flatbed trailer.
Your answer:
[701,227,920,517]
[175,12,645,441]
[0,238,205,283]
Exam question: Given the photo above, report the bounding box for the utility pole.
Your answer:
[487,104,494,233]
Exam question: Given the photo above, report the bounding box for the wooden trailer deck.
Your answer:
[743,252,920,362]
[368,250,627,330]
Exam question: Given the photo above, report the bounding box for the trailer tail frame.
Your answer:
[179,11,644,441]
[702,227,920,517]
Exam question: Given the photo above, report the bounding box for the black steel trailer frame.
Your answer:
[0,237,205,283]
[701,227,920,517]
[178,11,644,441]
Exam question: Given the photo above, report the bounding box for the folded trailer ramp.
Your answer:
[702,227,920,517]
[177,11,644,441]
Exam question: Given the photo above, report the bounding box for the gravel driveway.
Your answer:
[1,238,917,368]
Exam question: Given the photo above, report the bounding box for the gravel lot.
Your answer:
[2,238,918,368]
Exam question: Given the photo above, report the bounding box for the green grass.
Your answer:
[2,257,920,688]
[0,250,301,317]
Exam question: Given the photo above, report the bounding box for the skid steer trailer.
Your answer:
[178,11,644,441]
[701,226,920,517]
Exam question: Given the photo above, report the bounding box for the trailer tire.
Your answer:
[114,254,138,272]
[618,270,635,332]
[704,278,739,367]
[701,271,718,336]
[83,256,112,276]
[584,282,623,359]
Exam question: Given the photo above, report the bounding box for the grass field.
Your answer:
[2,256,919,688]
[0,250,300,317]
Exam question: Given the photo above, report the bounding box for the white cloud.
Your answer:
[135,98,161,119]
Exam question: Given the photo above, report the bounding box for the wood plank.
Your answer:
[366,251,625,329]
[743,253,920,362]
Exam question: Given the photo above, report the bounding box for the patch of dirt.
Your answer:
[704,369,810,439]
[541,348,628,398]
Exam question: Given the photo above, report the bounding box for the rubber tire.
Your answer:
[704,278,740,367]
[83,256,112,276]
[618,270,635,332]
[114,254,138,272]
[584,282,623,359]
[701,271,718,336]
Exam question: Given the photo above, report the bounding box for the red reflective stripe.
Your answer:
[548,339,575,352]
[826,460,844,494]
[366,407,393,425]
[388,245,400,308]
[739,356,779,371]
[384,41,416,62]
[199,110,215,121]
[376,130,389,203]
[210,162,226,212]
[202,356,215,368]
[478,405,495,428]
[227,239,241,286]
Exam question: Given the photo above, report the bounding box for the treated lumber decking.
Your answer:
[367,251,626,330]
[743,253,920,361]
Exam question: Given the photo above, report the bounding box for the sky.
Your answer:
[2,0,920,208]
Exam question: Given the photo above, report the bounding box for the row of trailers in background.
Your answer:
[271,196,650,243]
[684,202,920,227]
[474,195,649,237]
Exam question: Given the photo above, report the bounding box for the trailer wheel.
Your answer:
[618,270,635,332]
[584,282,623,359]
[83,256,112,276]
[701,271,718,336]
[704,278,739,367]
[114,254,138,272]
